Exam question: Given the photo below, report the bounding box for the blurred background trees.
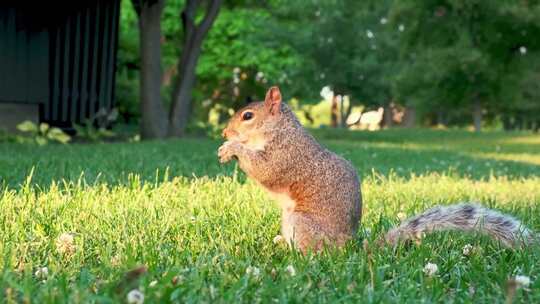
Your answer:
[116,0,540,137]
[391,0,540,132]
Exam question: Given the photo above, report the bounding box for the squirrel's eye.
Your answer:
[242,111,254,121]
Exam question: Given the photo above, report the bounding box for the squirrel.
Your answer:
[218,86,536,253]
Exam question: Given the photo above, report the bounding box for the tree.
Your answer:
[390,0,540,131]
[192,4,302,129]
[131,0,222,139]
[261,0,402,127]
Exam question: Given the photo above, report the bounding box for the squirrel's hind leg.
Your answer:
[286,213,347,254]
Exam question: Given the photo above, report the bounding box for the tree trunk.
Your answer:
[383,102,393,128]
[168,53,199,137]
[338,96,351,128]
[330,95,338,128]
[402,106,416,128]
[168,0,222,137]
[472,98,482,132]
[137,0,168,139]
[525,118,533,130]
[339,97,345,128]
[509,115,518,130]
[517,115,524,130]
[502,115,511,131]
[436,109,446,126]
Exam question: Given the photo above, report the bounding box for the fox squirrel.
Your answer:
[218,86,536,253]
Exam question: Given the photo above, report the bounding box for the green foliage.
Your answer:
[15,121,71,145]
[117,0,302,126]
[73,108,119,142]
[116,0,540,130]
[390,0,540,124]
[115,69,140,123]
[189,7,303,132]
[73,124,115,143]
[197,103,234,139]
[116,0,142,123]
[0,130,539,302]
[258,0,400,106]
[289,97,357,128]
[0,129,16,143]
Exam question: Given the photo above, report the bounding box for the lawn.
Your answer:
[0,129,539,303]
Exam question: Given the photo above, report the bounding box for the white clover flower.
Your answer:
[35,267,49,280]
[423,262,438,277]
[111,254,121,267]
[273,235,285,244]
[245,266,261,277]
[380,17,388,25]
[514,275,531,288]
[285,265,296,276]
[366,30,374,39]
[519,46,527,55]
[398,24,405,32]
[56,233,75,255]
[233,67,241,74]
[149,280,158,288]
[256,71,264,81]
[127,289,144,304]
[462,244,473,256]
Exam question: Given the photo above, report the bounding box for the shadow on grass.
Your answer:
[0,129,539,188]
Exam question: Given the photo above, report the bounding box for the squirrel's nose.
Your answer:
[222,128,237,139]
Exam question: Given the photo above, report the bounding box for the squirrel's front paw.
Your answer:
[218,141,240,163]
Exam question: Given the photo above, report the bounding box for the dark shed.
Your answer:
[0,0,120,130]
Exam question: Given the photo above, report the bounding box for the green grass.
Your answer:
[0,129,539,303]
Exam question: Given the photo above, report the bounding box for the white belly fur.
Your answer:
[267,190,296,244]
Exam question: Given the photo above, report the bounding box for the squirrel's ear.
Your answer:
[264,86,282,115]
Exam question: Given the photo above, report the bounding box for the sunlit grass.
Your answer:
[0,129,539,302]
[474,152,540,166]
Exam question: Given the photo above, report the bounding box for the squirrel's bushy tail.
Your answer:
[384,203,537,247]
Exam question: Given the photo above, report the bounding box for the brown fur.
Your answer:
[219,86,536,252]
[219,87,361,253]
